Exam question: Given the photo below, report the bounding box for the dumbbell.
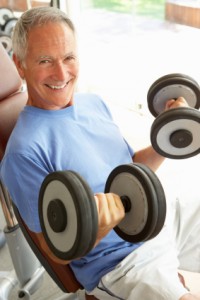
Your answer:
[0,31,12,54]
[147,73,200,159]
[39,163,166,260]
[0,7,14,29]
[3,17,18,36]
[0,7,17,54]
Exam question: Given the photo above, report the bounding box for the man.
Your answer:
[0,6,199,300]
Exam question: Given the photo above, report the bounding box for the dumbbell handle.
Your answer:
[120,195,131,213]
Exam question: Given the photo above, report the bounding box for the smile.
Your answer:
[46,83,67,89]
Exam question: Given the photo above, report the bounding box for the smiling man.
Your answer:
[1,6,200,300]
[13,17,78,110]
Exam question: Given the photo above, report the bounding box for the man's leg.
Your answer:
[169,193,200,273]
[88,226,189,300]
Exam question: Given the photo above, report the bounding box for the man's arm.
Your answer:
[133,145,165,172]
[34,192,125,262]
[133,96,189,172]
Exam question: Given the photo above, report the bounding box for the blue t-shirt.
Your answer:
[0,93,142,291]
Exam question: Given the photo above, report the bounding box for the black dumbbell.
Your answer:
[3,17,18,36]
[39,163,166,260]
[0,7,14,29]
[0,31,12,54]
[147,73,200,159]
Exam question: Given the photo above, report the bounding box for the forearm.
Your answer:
[133,145,165,172]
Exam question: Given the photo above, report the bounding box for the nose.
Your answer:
[53,62,68,81]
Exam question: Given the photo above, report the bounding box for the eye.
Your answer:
[65,55,76,62]
[39,59,51,65]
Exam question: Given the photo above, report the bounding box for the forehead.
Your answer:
[27,22,76,54]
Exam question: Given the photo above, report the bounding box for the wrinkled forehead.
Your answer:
[27,21,75,39]
[26,22,77,53]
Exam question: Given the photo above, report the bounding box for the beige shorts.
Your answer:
[87,194,200,300]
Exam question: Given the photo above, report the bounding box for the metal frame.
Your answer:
[0,182,45,300]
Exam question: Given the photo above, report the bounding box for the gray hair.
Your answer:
[12,6,75,63]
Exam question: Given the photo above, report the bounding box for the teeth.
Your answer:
[48,84,66,89]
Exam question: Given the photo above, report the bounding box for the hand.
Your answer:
[94,193,125,245]
[165,96,189,110]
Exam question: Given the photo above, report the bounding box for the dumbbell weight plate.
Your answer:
[0,32,12,53]
[3,17,18,36]
[151,107,200,159]
[39,170,98,260]
[105,163,166,243]
[69,170,99,255]
[147,73,200,117]
[134,163,166,239]
[0,8,14,27]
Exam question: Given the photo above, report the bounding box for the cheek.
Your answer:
[29,69,48,84]
[71,62,79,76]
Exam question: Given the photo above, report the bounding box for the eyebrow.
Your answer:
[37,55,53,61]
[37,52,76,60]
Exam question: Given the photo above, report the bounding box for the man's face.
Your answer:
[15,22,79,110]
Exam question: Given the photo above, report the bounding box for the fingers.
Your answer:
[95,193,125,223]
[107,193,124,212]
[165,99,176,110]
[165,97,189,110]
[94,193,125,243]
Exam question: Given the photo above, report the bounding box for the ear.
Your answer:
[13,53,25,80]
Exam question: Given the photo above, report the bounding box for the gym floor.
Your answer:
[1,8,200,299]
